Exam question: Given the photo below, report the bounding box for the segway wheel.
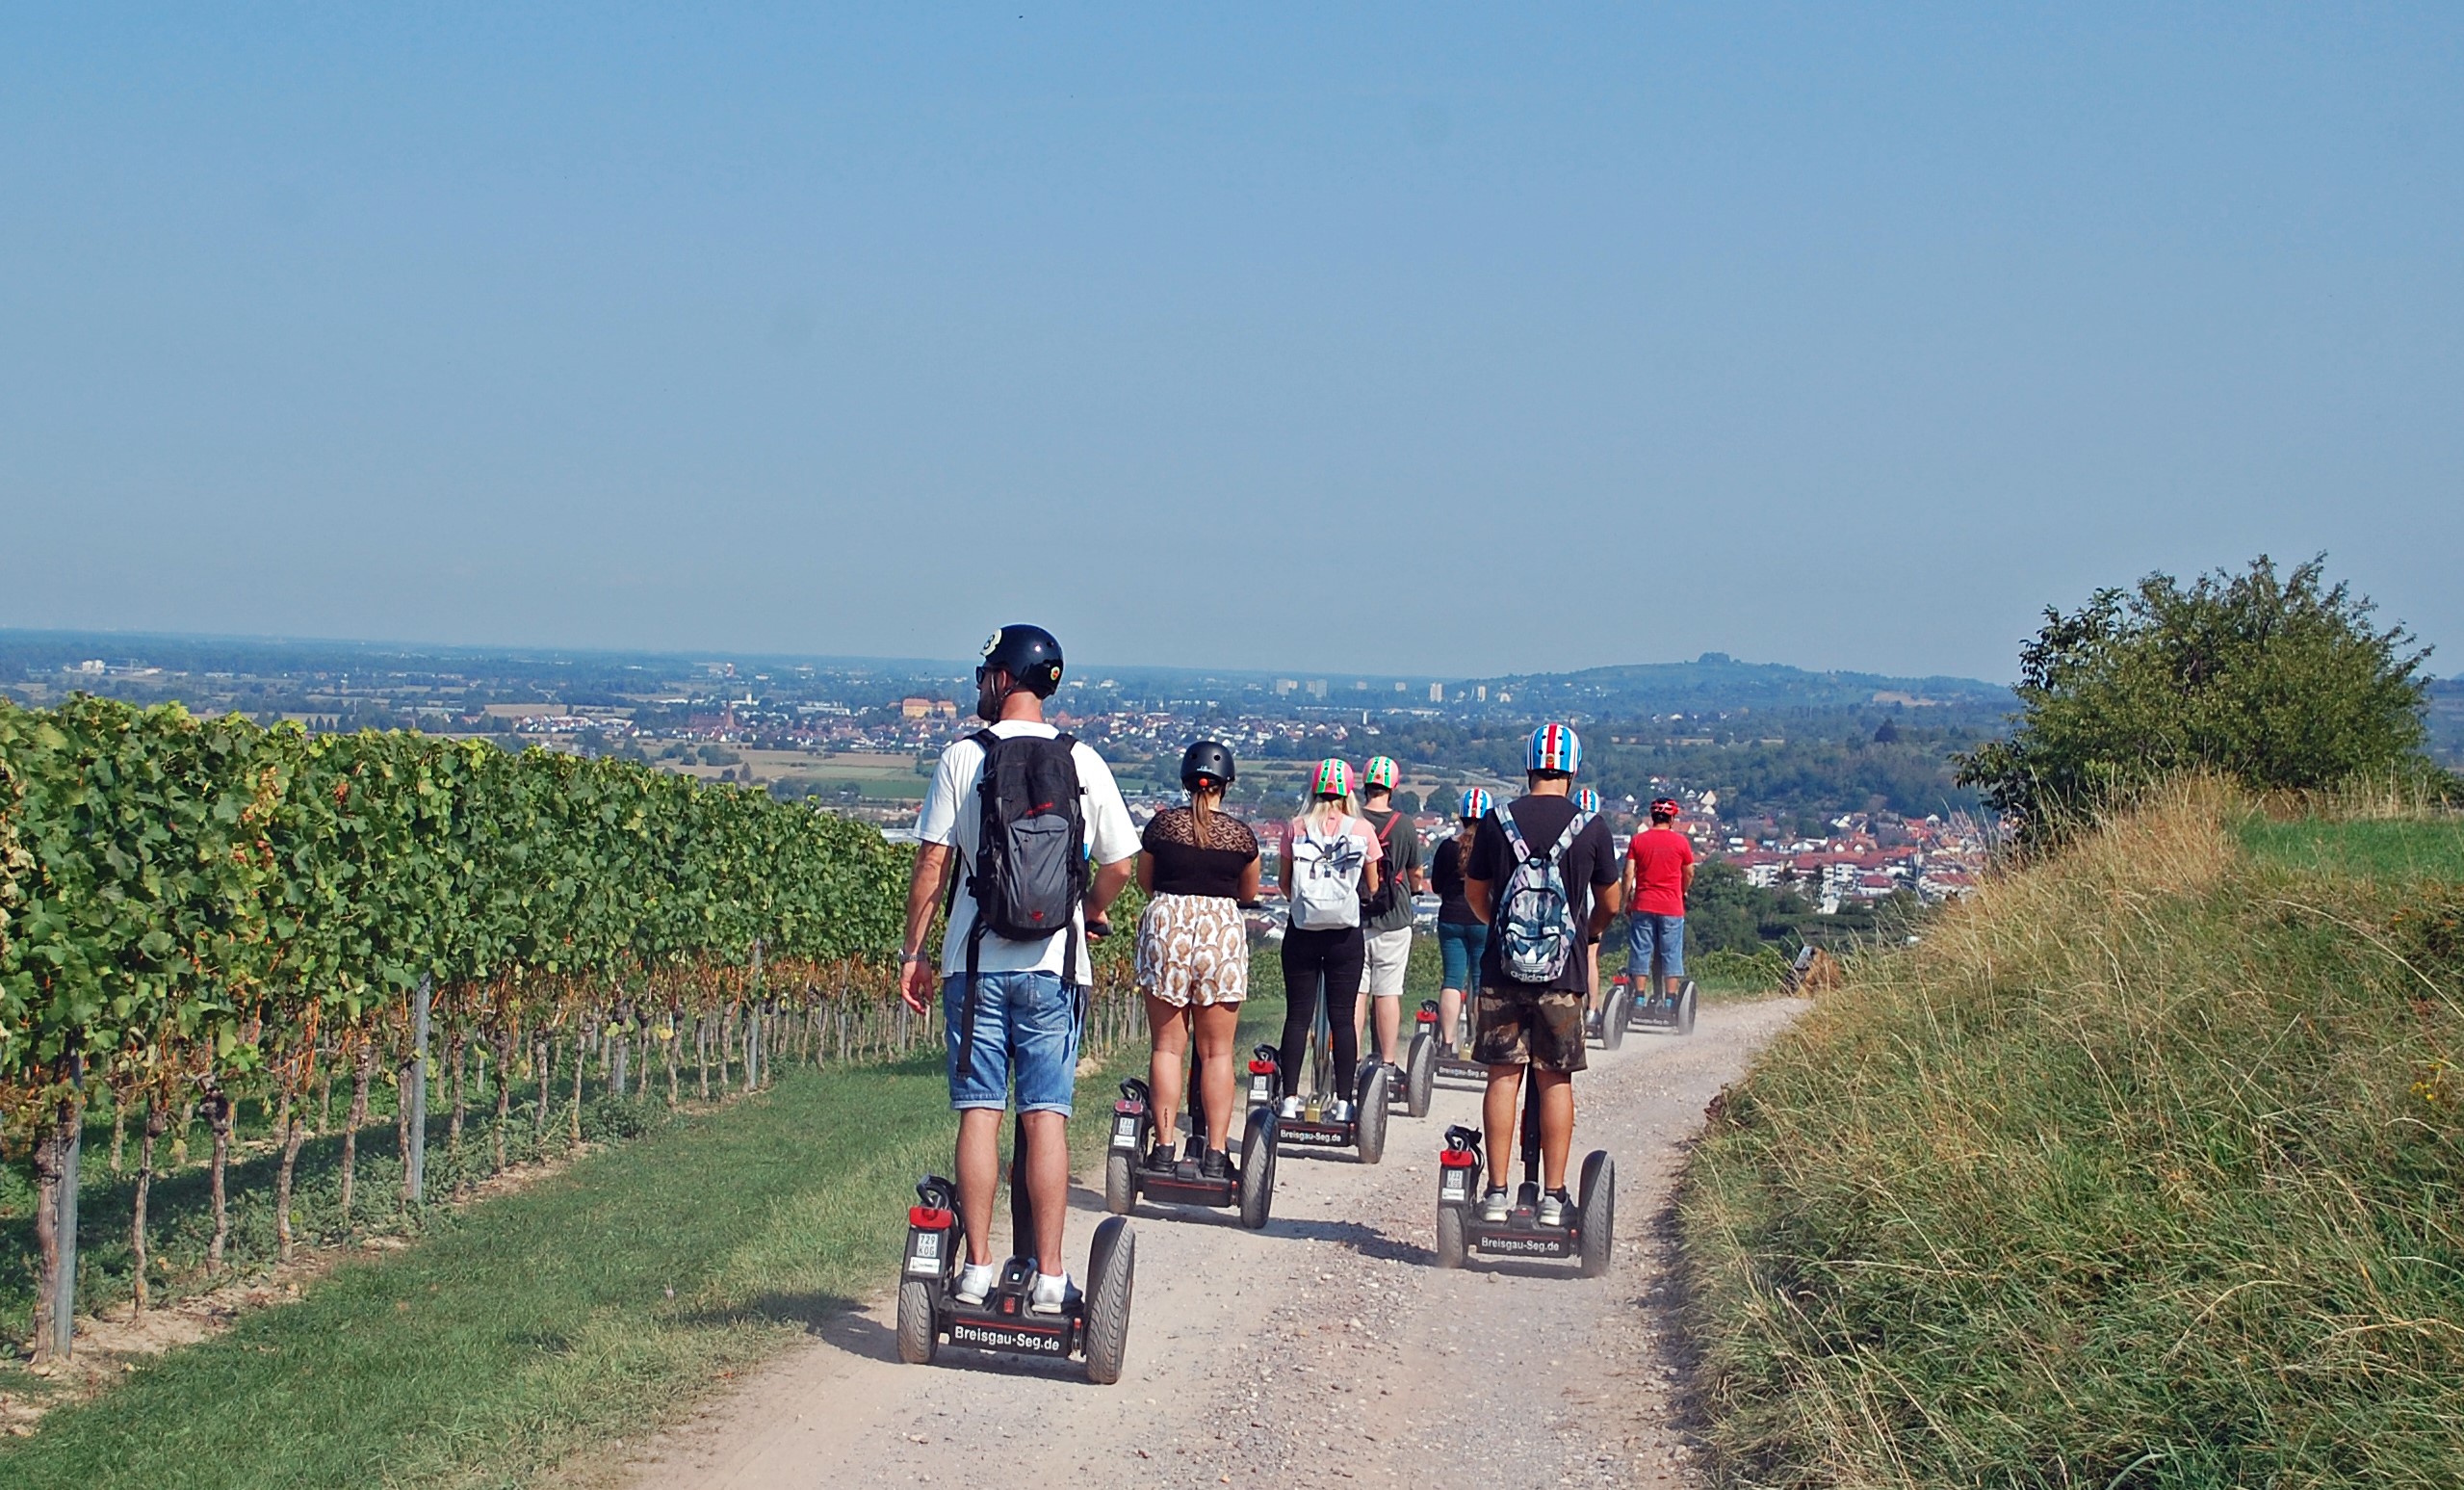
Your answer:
[1673,980,1699,1036]
[895,1278,939,1365]
[1576,1150,1616,1279]
[1103,1148,1137,1216]
[1356,1065,1390,1164]
[1238,1112,1276,1230]
[1436,1204,1467,1269]
[1405,1032,1436,1118]
[1600,981,1631,1051]
[1083,1216,1136,1385]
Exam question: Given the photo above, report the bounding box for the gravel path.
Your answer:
[610,998,1805,1490]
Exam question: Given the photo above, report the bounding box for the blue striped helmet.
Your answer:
[1575,787,1601,814]
[1527,722,1582,775]
[1459,787,1494,820]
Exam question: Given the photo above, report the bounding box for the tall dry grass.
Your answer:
[1679,780,2464,1489]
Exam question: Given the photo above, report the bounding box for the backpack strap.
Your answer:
[955,727,1006,1081]
[1496,808,1534,867]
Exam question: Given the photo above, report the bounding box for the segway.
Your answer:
[1421,998,1490,1087]
[1592,974,1635,1051]
[1624,952,1698,1037]
[1392,1004,1439,1117]
[1103,1063,1277,1228]
[1433,1071,1614,1276]
[897,1112,1137,1383]
[1263,985,1391,1162]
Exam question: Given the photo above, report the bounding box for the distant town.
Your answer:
[3,631,2036,922]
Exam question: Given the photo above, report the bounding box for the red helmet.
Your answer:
[1650,797,1680,821]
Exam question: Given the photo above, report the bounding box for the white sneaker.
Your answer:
[1028,1271,1081,1316]
[1327,1098,1353,1125]
[1539,1189,1569,1227]
[954,1260,997,1305]
[1278,1095,1302,1119]
[1479,1187,1511,1223]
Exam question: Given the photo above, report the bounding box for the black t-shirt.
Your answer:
[1140,806,1259,900]
[1464,794,1621,993]
[1430,837,1478,926]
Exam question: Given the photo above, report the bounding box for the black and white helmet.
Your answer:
[976,624,1065,697]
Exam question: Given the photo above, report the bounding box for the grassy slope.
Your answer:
[2,989,1286,1490]
[1679,791,2464,1489]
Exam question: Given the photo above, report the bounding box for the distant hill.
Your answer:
[1474,653,2013,717]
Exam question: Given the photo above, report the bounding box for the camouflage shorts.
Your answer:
[1471,983,1589,1074]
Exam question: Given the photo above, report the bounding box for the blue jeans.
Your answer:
[1626,913,1685,980]
[1437,921,1489,991]
[942,971,1080,1115]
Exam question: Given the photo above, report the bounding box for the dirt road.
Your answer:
[611,998,1805,1490]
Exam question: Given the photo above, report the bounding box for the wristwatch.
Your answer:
[897,951,927,966]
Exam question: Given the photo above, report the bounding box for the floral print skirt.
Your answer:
[1134,893,1250,1007]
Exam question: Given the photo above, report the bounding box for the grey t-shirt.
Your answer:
[1361,806,1421,934]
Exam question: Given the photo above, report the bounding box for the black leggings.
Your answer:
[1279,925,1364,1099]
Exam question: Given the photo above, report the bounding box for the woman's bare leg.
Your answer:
[1193,1003,1241,1152]
[1146,996,1192,1149]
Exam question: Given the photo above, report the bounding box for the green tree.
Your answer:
[1958,556,2439,836]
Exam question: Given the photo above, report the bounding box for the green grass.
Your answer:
[4,979,1287,1489]
[2239,815,2464,882]
[1679,793,2464,1489]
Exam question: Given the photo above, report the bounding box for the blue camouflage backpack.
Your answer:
[1493,805,1595,982]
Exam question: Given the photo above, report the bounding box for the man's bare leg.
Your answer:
[956,1108,1073,1276]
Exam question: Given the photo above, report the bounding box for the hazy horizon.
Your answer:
[6,9,2457,679]
[0,622,2021,690]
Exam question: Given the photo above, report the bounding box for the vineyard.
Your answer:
[0,695,1138,1368]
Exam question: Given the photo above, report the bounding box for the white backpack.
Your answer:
[1288,820,1366,930]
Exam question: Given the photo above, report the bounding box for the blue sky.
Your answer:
[3,5,2458,681]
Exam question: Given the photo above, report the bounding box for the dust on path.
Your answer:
[597,999,1806,1490]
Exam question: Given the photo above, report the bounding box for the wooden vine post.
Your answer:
[406,972,432,1204]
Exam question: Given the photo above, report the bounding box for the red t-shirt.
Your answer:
[1626,827,1695,917]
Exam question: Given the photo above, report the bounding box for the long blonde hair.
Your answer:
[1302,789,1355,833]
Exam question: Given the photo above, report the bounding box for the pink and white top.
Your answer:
[1278,812,1385,873]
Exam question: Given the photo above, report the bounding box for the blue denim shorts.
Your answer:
[1437,921,1489,991]
[1626,913,1685,980]
[943,971,1080,1115]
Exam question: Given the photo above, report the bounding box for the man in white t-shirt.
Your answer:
[897,624,1138,1316]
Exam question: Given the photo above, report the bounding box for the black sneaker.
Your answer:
[1200,1148,1232,1181]
[1146,1142,1177,1171]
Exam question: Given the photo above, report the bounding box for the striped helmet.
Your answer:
[1459,788,1494,820]
[1310,758,1355,799]
[1362,755,1400,790]
[1527,721,1582,775]
[1575,787,1602,814]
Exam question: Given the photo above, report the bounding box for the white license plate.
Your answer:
[1440,1174,1467,1198]
[1249,1078,1272,1103]
[950,1320,1067,1355]
[905,1232,942,1275]
[1110,1117,1139,1150]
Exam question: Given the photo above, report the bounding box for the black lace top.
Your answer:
[1141,806,1259,900]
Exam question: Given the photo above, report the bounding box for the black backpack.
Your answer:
[954,729,1091,1064]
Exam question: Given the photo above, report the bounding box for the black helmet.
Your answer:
[1180,740,1236,791]
[976,624,1064,697]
